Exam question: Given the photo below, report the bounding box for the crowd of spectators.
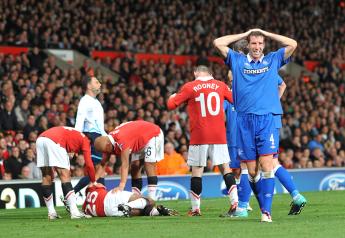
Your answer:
[1,0,345,180]
[1,0,344,64]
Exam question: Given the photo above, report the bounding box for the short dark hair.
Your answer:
[194,65,213,75]
[82,76,92,92]
[247,31,265,43]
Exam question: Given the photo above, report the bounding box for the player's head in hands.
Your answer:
[247,31,265,60]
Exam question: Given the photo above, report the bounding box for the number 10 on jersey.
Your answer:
[195,92,220,117]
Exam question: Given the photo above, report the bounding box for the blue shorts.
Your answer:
[273,115,282,159]
[84,132,103,165]
[228,146,240,169]
[236,113,279,161]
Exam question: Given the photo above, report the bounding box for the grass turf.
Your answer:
[0,191,344,238]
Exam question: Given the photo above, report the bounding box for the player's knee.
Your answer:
[131,161,142,176]
[191,177,202,195]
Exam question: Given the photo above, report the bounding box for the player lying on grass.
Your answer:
[82,183,178,217]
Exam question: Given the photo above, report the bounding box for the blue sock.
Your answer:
[97,177,105,185]
[249,174,263,209]
[261,172,275,214]
[238,170,251,209]
[74,176,90,193]
[274,165,299,198]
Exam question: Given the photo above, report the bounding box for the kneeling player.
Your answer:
[83,183,178,217]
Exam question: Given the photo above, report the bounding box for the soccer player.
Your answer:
[167,65,238,216]
[83,183,177,217]
[74,75,106,193]
[94,120,163,200]
[214,28,298,222]
[36,126,96,219]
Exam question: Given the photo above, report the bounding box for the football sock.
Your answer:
[274,165,299,198]
[97,177,105,185]
[238,169,251,209]
[261,171,275,214]
[190,177,202,211]
[223,172,238,205]
[131,178,143,195]
[249,173,263,209]
[42,185,56,214]
[62,182,78,212]
[149,207,160,216]
[74,176,90,193]
[147,176,158,200]
[126,198,147,209]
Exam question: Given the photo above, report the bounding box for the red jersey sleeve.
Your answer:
[224,84,233,103]
[82,137,96,182]
[167,84,191,110]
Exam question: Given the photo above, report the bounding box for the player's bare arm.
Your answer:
[213,30,251,58]
[115,148,131,192]
[255,29,297,60]
[278,81,287,98]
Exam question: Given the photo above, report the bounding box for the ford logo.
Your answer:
[319,173,345,191]
[142,181,189,200]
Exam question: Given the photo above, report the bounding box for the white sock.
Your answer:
[228,185,238,205]
[149,207,160,216]
[148,185,157,201]
[190,191,200,211]
[44,194,56,214]
[126,198,147,209]
[65,191,78,212]
[132,187,141,195]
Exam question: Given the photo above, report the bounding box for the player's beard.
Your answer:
[93,88,101,95]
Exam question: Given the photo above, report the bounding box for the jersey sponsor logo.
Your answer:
[193,83,220,92]
[142,181,189,200]
[243,67,269,75]
[319,173,345,191]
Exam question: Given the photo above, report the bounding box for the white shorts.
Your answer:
[104,191,133,217]
[36,137,70,169]
[131,130,164,163]
[188,144,230,167]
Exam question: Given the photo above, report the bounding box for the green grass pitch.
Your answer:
[0,191,344,238]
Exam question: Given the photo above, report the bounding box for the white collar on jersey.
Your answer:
[195,76,214,81]
[247,53,264,63]
[107,135,115,146]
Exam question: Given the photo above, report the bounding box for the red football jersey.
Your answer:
[108,121,160,154]
[167,76,233,144]
[39,126,95,182]
[82,185,107,217]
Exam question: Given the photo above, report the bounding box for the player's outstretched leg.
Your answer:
[156,205,179,216]
[273,163,307,215]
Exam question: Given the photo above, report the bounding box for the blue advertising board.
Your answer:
[104,168,345,200]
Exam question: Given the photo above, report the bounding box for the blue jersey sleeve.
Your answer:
[274,48,291,68]
[225,49,240,70]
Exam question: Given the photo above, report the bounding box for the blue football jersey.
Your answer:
[224,100,237,147]
[225,48,290,115]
